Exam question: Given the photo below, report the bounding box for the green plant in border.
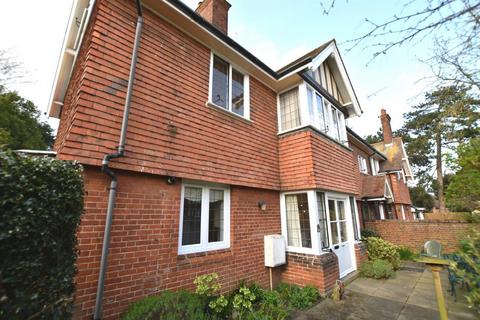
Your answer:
[276,283,319,310]
[453,228,480,313]
[360,259,395,279]
[365,237,400,270]
[397,246,417,261]
[194,273,221,297]
[233,286,256,319]
[361,229,381,239]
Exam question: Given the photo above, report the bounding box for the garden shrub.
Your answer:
[397,246,417,261]
[121,291,209,320]
[360,259,394,279]
[365,237,400,270]
[453,228,480,313]
[0,151,84,319]
[361,229,381,239]
[276,283,319,310]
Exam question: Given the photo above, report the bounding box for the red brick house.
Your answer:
[47,0,375,318]
[348,109,414,226]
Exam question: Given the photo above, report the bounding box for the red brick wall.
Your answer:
[354,242,368,266]
[364,220,474,253]
[279,129,357,194]
[55,0,280,191]
[76,166,281,319]
[279,252,339,294]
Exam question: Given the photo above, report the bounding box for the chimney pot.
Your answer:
[380,108,393,144]
[195,0,231,34]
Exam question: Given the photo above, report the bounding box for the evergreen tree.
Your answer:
[446,138,480,211]
[400,86,480,212]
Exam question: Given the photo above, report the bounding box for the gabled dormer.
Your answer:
[276,40,362,146]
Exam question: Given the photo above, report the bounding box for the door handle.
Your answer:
[334,245,339,249]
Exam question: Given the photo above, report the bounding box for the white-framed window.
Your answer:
[358,155,368,174]
[370,158,380,175]
[279,87,301,131]
[280,190,357,255]
[209,53,250,119]
[178,182,230,254]
[278,82,347,145]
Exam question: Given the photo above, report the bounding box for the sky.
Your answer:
[0,0,437,137]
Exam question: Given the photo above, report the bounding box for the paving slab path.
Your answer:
[293,265,477,320]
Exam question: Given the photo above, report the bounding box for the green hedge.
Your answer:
[0,151,84,319]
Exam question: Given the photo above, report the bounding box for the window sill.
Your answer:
[206,101,253,124]
[178,241,230,255]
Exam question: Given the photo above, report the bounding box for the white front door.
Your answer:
[328,198,355,277]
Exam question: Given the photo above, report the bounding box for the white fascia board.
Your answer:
[384,178,395,202]
[47,0,96,119]
[308,42,362,117]
[400,139,415,181]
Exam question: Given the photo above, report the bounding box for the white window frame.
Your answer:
[370,158,380,175]
[208,52,250,120]
[277,82,348,145]
[280,190,357,255]
[358,155,368,174]
[178,181,231,255]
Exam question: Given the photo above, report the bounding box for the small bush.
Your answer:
[397,246,417,261]
[0,151,84,319]
[365,237,400,270]
[453,228,480,313]
[360,260,395,279]
[121,290,209,320]
[276,283,319,310]
[361,229,381,239]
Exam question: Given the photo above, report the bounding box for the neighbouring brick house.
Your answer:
[44,0,412,318]
[348,109,414,226]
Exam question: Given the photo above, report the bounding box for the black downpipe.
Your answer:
[93,1,143,319]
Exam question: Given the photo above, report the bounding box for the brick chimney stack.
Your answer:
[380,108,393,144]
[196,0,231,34]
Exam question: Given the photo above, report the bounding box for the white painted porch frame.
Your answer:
[280,190,360,263]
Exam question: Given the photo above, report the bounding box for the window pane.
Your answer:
[231,69,244,116]
[338,201,345,220]
[317,192,329,249]
[212,55,229,108]
[339,221,348,242]
[208,189,224,242]
[330,222,339,245]
[182,187,202,245]
[315,93,325,130]
[285,193,311,248]
[307,87,314,122]
[331,108,340,141]
[328,199,336,221]
[349,197,360,240]
[280,88,300,131]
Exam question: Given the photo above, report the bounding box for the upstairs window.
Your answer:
[358,155,368,174]
[279,88,301,131]
[371,158,380,175]
[209,54,250,119]
[278,82,347,145]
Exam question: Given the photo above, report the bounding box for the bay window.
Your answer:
[278,82,347,145]
[281,191,360,255]
[209,53,250,119]
[179,182,230,254]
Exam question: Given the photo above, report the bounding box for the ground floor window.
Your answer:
[281,191,360,255]
[179,182,230,254]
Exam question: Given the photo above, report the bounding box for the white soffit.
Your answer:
[47,0,95,118]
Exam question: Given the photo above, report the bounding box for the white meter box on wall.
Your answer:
[264,235,286,267]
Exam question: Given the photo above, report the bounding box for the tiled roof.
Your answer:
[361,175,386,199]
[276,40,334,75]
